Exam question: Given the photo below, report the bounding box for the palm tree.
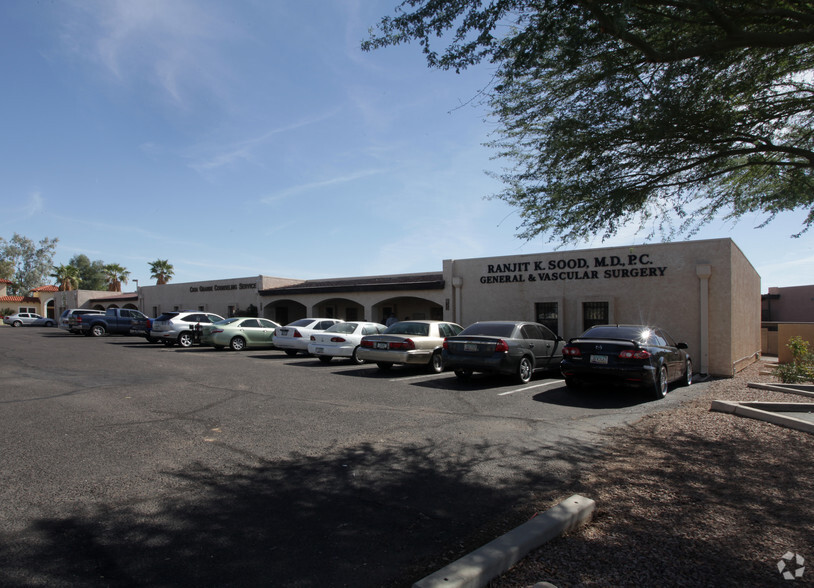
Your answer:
[149,259,174,285]
[103,263,130,292]
[51,264,80,291]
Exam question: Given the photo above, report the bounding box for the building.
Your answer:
[1,281,58,318]
[762,285,814,322]
[47,238,761,377]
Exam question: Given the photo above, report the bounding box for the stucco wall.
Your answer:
[766,285,814,322]
[777,323,814,365]
[444,238,760,377]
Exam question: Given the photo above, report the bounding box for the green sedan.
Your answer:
[200,317,281,351]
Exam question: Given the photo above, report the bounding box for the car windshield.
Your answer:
[385,322,430,336]
[214,318,241,326]
[288,318,316,327]
[459,323,516,337]
[326,323,357,334]
[582,325,652,343]
[155,312,180,321]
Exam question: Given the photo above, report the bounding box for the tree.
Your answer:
[364,1,814,242]
[149,259,175,285]
[69,254,108,291]
[103,263,130,292]
[0,233,59,295]
[51,264,80,291]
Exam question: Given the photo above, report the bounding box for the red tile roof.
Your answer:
[31,285,59,292]
[0,296,39,303]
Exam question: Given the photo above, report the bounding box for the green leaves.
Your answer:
[366,0,814,242]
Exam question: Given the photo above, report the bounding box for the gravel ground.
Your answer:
[489,359,814,587]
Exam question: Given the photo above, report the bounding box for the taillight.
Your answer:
[494,339,509,353]
[310,335,316,341]
[563,346,581,357]
[212,329,224,334]
[147,319,152,328]
[331,337,346,343]
[293,330,302,338]
[361,339,374,348]
[390,339,415,350]
[619,349,651,360]
[443,338,449,350]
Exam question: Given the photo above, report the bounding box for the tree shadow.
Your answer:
[0,439,597,588]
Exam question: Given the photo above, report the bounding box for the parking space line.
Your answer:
[499,379,563,396]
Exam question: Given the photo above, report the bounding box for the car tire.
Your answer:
[678,359,693,387]
[178,332,194,348]
[284,350,298,357]
[230,336,246,351]
[454,369,472,381]
[564,376,580,391]
[91,324,106,337]
[213,345,224,351]
[376,362,393,371]
[653,364,668,399]
[427,350,443,374]
[516,356,533,384]
[318,355,332,364]
[350,346,364,365]
[12,321,21,327]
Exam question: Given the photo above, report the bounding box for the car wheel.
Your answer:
[564,376,580,391]
[284,349,298,357]
[178,332,194,348]
[376,362,393,371]
[678,359,693,387]
[12,321,21,327]
[427,350,443,373]
[230,336,246,351]
[46,320,55,327]
[318,355,332,364]
[454,369,472,381]
[516,356,533,384]
[213,345,224,351]
[350,346,365,365]
[145,336,157,343]
[91,324,106,337]
[653,365,668,399]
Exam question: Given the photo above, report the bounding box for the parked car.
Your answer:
[129,315,158,342]
[358,320,463,373]
[307,321,387,364]
[4,312,45,327]
[560,324,693,399]
[31,316,57,327]
[200,317,281,351]
[274,318,344,356]
[59,308,105,334]
[150,311,225,347]
[442,321,564,384]
[70,308,150,337]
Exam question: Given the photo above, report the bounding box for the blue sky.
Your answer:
[1,0,811,293]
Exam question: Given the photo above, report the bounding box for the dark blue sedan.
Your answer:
[560,324,692,399]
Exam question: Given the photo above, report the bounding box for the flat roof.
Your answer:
[259,272,444,296]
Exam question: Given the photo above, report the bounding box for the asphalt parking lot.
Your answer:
[0,326,712,587]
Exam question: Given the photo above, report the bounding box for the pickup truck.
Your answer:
[129,315,157,342]
[70,308,150,337]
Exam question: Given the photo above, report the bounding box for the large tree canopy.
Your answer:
[364,1,814,242]
[0,234,59,295]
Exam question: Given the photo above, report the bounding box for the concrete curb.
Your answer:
[710,400,814,434]
[747,382,814,398]
[413,494,595,588]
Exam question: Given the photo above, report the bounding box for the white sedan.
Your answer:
[273,318,344,356]
[307,321,387,364]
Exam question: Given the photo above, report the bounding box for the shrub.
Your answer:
[774,336,814,383]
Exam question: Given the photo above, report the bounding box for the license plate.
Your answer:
[376,342,388,349]
[464,343,478,352]
[280,329,289,335]
[590,355,608,365]
[314,347,324,354]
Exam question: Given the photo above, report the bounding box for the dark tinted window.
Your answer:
[258,319,277,328]
[289,319,315,327]
[156,312,180,321]
[386,322,429,336]
[521,324,545,340]
[582,326,651,342]
[459,323,516,337]
[241,319,260,328]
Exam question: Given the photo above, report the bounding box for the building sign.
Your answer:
[189,282,258,293]
[480,253,667,284]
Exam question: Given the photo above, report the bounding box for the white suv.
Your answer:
[151,311,225,347]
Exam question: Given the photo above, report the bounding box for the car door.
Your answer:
[656,329,683,380]
[521,323,559,367]
[238,319,263,345]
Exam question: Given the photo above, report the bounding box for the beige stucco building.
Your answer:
[47,238,760,378]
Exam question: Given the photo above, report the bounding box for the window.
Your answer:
[582,301,609,331]
[241,319,260,328]
[535,302,559,335]
[521,324,543,340]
